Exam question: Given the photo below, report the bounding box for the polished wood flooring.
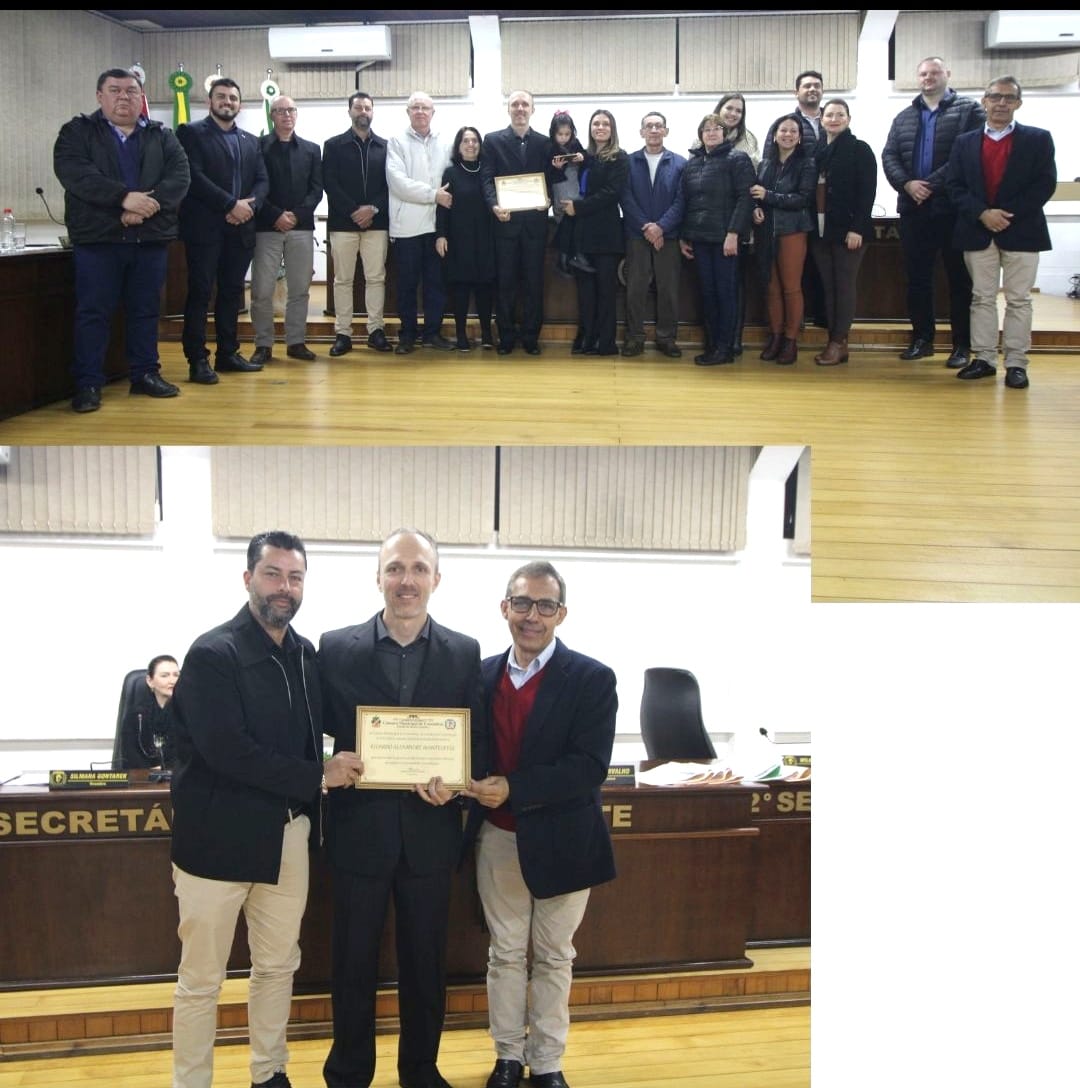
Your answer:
[2,294,1079,602]
[0,1006,810,1087]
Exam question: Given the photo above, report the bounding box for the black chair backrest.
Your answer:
[113,668,152,770]
[639,667,717,761]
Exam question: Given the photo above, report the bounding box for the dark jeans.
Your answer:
[448,282,494,342]
[900,208,972,349]
[323,864,451,1088]
[494,216,546,347]
[693,241,739,352]
[182,232,253,362]
[394,233,446,341]
[72,242,168,388]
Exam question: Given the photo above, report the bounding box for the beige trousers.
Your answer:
[329,229,389,337]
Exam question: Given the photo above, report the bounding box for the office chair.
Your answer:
[639,667,718,761]
[112,667,153,770]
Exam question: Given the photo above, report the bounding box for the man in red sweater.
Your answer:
[464,562,617,1088]
[945,76,1057,389]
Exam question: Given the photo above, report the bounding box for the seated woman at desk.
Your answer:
[120,654,179,769]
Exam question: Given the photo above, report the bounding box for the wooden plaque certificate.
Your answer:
[495,172,550,211]
[356,706,470,789]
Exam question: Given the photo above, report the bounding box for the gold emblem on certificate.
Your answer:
[494,173,550,212]
[356,707,471,789]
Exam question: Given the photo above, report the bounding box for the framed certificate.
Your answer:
[495,172,550,212]
[356,706,471,789]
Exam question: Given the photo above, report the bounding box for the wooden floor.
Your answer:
[2,293,1079,601]
[0,1006,809,1087]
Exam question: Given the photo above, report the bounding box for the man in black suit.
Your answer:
[318,529,487,1088]
[250,95,323,364]
[465,561,617,1088]
[170,531,362,1088]
[946,76,1056,389]
[177,78,269,384]
[481,90,551,356]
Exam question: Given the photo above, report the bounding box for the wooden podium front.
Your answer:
[0,776,808,990]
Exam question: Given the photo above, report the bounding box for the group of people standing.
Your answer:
[167,528,617,1088]
[55,60,1056,411]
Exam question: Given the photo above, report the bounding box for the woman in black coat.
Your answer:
[810,98,878,365]
[119,654,180,769]
[679,113,756,366]
[560,109,628,356]
[751,113,816,364]
[436,126,496,350]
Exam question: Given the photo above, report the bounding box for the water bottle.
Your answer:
[0,209,14,254]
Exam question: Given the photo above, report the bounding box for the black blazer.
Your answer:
[945,122,1056,253]
[170,606,324,884]
[255,132,323,231]
[571,151,629,256]
[480,125,552,236]
[466,639,617,900]
[177,116,269,247]
[322,128,390,232]
[318,614,487,877]
[815,131,877,244]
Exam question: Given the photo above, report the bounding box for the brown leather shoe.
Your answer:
[776,337,798,365]
[759,333,782,361]
[815,339,848,366]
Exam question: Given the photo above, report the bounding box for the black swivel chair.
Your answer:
[112,667,153,770]
[639,667,717,761]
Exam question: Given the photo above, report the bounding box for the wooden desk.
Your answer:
[0,249,126,420]
[0,778,807,990]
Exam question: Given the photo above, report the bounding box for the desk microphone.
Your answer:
[35,186,65,227]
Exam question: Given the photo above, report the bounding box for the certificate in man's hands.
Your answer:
[356,707,471,789]
[495,173,550,212]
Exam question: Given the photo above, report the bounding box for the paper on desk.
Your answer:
[637,761,742,786]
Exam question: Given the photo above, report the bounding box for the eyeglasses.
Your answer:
[506,596,562,617]
[643,122,667,130]
[984,93,1019,104]
[272,107,297,115]
[408,104,433,113]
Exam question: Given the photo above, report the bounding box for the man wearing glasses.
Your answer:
[946,76,1056,389]
[250,96,323,364]
[464,562,617,1088]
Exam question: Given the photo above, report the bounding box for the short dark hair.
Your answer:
[450,125,483,165]
[349,91,373,109]
[795,70,824,91]
[640,110,667,128]
[97,68,142,91]
[505,561,566,604]
[147,654,178,677]
[247,530,307,572]
[986,75,1022,99]
[209,77,241,98]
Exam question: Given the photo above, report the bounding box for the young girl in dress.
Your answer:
[546,111,592,274]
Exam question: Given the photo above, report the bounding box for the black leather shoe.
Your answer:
[328,334,353,357]
[570,336,585,355]
[621,341,644,357]
[899,338,934,360]
[367,328,393,352]
[399,1071,452,1088]
[945,347,969,369]
[251,1072,292,1088]
[1005,366,1029,389]
[522,342,541,356]
[422,333,456,351]
[250,346,273,366]
[71,385,102,412]
[215,351,261,372]
[528,1074,570,1088]
[130,371,179,398]
[567,254,595,274]
[395,338,416,355]
[486,1059,523,1088]
[694,349,733,366]
[656,340,682,358]
[956,358,996,380]
[497,342,514,356]
[286,343,317,360]
[188,357,219,384]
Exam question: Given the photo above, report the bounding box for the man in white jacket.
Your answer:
[386,91,454,354]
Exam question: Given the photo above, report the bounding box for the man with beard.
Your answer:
[178,78,269,384]
[323,92,393,356]
[170,531,363,1088]
[318,528,487,1088]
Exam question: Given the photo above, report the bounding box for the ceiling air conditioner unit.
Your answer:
[268,25,391,63]
[986,11,1080,49]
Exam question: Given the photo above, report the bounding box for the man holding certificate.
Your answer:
[481,90,552,356]
[318,529,487,1088]
[464,562,618,1088]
